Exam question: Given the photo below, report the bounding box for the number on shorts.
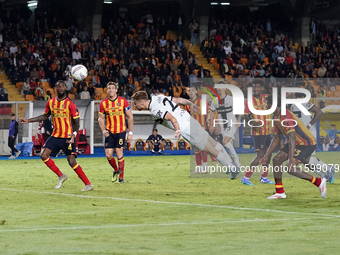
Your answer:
[294,149,301,157]
[119,139,123,145]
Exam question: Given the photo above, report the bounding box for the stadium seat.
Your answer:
[95,88,104,94]
[16,82,23,90]
[134,138,146,151]
[210,58,217,64]
[176,139,189,150]
[334,91,340,97]
[25,95,35,101]
[164,139,174,150]
[42,82,50,88]
[124,140,131,151]
[76,129,89,154]
[327,91,334,97]
[68,94,76,100]
[100,93,108,99]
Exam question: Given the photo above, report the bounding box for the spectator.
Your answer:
[35,82,44,100]
[45,90,52,100]
[8,113,20,159]
[0,88,8,101]
[64,76,74,92]
[72,48,81,61]
[81,86,91,99]
[189,18,199,46]
[88,82,95,98]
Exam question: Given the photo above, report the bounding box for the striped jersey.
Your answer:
[274,110,316,146]
[288,101,315,128]
[44,97,79,138]
[244,94,271,136]
[99,96,130,134]
[186,97,207,129]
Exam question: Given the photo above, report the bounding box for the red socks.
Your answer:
[275,183,285,194]
[118,157,125,179]
[201,151,208,164]
[43,157,63,177]
[261,166,268,178]
[310,176,322,187]
[195,152,202,166]
[108,157,118,172]
[73,163,91,185]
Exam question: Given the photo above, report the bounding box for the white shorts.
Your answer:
[329,139,335,146]
[221,124,237,139]
[180,117,209,151]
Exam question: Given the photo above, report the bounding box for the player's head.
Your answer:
[55,80,67,97]
[331,124,336,131]
[189,83,199,99]
[131,91,149,111]
[153,128,158,136]
[252,78,264,97]
[10,113,15,120]
[266,94,281,114]
[107,81,118,97]
[216,80,226,96]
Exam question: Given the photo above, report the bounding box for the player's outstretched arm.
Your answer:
[172,97,199,112]
[164,112,181,138]
[19,113,50,124]
[309,106,323,127]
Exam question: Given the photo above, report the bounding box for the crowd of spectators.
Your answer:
[0,5,200,101]
[201,16,340,97]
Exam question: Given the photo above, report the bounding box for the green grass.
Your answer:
[0,153,340,254]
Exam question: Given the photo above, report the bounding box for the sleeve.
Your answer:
[160,135,165,141]
[69,101,80,119]
[146,135,152,141]
[14,121,18,137]
[283,111,296,134]
[123,98,131,112]
[244,99,250,115]
[302,101,315,111]
[99,101,105,115]
[44,100,51,115]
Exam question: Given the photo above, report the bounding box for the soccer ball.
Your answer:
[71,64,88,81]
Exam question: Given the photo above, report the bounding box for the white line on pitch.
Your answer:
[1,188,339,219]
[0,217,332,232]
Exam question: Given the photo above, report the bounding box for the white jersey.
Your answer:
[289,101,315,127]
[148,94,208,151]
[210,95,236,130]
[149,95,190,131]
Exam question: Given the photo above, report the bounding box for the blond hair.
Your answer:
[131,91,149,101]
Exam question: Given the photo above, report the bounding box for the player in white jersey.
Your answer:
[208,87,241,169]
[131,91,240,178]
[287,91,335,183]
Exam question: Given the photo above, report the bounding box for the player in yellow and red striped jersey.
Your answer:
[98,81,134,183]
[186,84,210,173]
[240,79,275,186]
[260,95,327,199]
[20,80,93,191]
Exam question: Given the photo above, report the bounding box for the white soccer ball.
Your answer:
[71,64,88,81]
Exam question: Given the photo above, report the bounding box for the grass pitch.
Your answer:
[0,153,340,254]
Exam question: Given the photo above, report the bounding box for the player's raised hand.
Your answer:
[19,118,29,124]
[174,130,181,138]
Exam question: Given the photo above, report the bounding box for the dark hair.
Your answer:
[331,124,336,127]
[153,128,158,132]
[10,113,15,117]
[55,80,66,87]
[252,78,264,87]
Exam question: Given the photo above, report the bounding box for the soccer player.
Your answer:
[186,84,210,173]
[259,95,327,199]
[207,83,241,174]
[20,80,93,191]
[131,91,240,177]
[146,128,165,155]
[323,124,340,151]
[287,91,335,183]
[98,81,133,183]
[240,79,275,185]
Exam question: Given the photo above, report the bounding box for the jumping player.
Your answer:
[98,81,133,183]
[20,80,93,191]
[240,79,275,185]
[131,91,240,177]
[260,95,327,199]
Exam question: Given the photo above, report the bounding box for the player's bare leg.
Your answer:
[40,148,68,190]
[224,139,241,168]
[67,154,93,191]
[203,136,239,178]
[115,147,125,183]
[147,141,155,154]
